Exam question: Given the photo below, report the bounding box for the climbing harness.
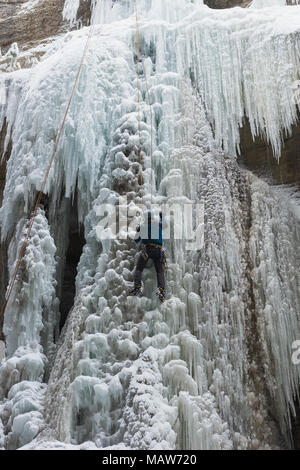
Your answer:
[145,242,162,249]
[0,15,97,322]
[142,243,167,274]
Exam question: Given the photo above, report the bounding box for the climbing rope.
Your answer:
[0,0,154,322]
[134,0,154,205]
[0,18,97,322]
[142,58,154,206]
[134,0,143,187]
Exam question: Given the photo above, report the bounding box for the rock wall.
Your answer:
[0,0,91,53]
[205,0,251,7]
[239,118,300,189]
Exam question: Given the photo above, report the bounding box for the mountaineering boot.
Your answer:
[156,287,165,303]
[128,286,142,297]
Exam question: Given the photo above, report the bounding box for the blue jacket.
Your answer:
[135,213,168,247]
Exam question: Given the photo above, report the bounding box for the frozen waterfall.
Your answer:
[0,0,299,450]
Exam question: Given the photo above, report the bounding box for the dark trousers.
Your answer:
[134,245,165,290]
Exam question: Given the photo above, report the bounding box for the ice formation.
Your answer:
[63,0,81,26]
[0,209,58,448]
[249,0,287,8]
[0,0,299,450]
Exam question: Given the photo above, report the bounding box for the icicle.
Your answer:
[0,0,300,451]
[249,0,286,7]
[63,0,81,26]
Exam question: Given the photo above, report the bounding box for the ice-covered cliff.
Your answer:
[0,0,299,450]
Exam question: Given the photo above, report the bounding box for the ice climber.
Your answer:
[128,210,168,303]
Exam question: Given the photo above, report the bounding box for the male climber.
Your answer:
[129,210,168,303]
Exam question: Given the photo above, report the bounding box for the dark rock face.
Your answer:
[204,0,251,8]
[0,0,65,52]
[0,0,92,53]
[238,118,300,189]
[0,1,25,20]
